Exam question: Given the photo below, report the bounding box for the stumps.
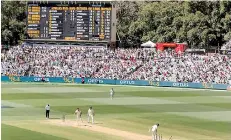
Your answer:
[155,134,162,140]
[62,114,65,122]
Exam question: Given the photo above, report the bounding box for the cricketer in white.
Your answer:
[74,108,83,124]
[110,88,114,100]
[87,106,95,124]
[149,123,160,140]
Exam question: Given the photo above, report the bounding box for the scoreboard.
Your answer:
[27,1,112,41]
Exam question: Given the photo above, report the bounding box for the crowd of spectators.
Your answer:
[1,44,231,84]
[128,52,231,84]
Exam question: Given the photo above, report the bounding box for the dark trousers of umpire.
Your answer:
[46,110,50,118]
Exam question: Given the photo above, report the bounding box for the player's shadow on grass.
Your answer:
[83,124,92,127]
[94,122,103,124]
[49,118,61,119]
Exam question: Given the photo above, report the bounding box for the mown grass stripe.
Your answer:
[1,123,67,140]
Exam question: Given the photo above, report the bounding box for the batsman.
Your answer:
[87,106,95,124]
[74,108,83,124]
[149,123,160,140]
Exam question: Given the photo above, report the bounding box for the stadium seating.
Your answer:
[1,45,231,84]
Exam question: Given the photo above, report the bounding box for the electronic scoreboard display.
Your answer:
[27,1,112,41]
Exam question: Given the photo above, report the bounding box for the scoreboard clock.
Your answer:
[27,1,114,41]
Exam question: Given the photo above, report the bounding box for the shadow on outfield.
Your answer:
[92,122,103,125]
[82,124,92,127]
[48,118,61,119]
[1,106,14,108]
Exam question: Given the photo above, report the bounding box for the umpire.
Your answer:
[45,104,50,119]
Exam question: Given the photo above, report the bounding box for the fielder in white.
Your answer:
[74,108,83,124]
[110,88,114,100]
[87,106,95,124]
[149,123,160,140]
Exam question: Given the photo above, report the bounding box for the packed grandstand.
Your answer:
[1,42,231,84]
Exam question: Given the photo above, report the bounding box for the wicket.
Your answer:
[62,114,65,122]
[154,134,173,140]
[153,134,162,140]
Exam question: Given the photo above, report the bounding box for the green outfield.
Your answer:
[1,82,231,140]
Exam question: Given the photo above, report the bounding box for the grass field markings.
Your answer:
[45,103,230,121]
[103,119,215,140]
[119,103,230,113]
[42,119,152,140]
[1,93,77,100]
[119,90,231,97]
[1,100,32,107]
[9,98,103,107]
[1,107,63,117]
[141,113,231,134]
[8,97,203,113]
[167,111,231,122]
[80,97,183,105]
[58,83,230,92]
[2,92,110,100]
[2,83,231,140]
[62,112,163,121]
[120,91,205,97]
[5,114,224,140]
[216,96,231,99]
[2,91,130,99]
[3,82,230,93]
[7,87,101,93]
[2,121,122,140]
[49,105,151,117]
[2,112,148,124]
[1,88,28,94]
[1,107,62,117]
[1,100,66,121]
[1,123,67,140]
[5,101,227,118]
[103,116,228,140]
[157,96,231,104]
[122,103,231,126]
[5,91,230,100]
[54,82,218,91]
[2,115,59,121]
[198,103,231,109]
[112,116,230,140]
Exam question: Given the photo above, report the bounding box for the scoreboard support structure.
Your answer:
[26,1,117,47]
[110,3,117,48]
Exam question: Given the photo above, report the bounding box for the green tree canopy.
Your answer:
[117,1,231,48]
[1,1,26,45]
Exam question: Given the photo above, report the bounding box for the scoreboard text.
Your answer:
[27,2,112,41]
